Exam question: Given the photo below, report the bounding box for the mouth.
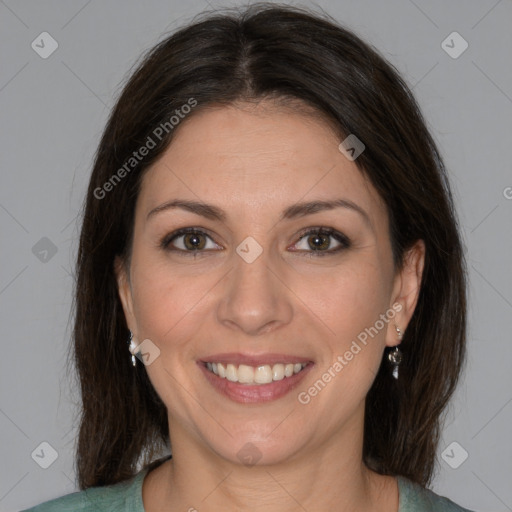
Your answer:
[205,361,308,384]
[198,354,314,404]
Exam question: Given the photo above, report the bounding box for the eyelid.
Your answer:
[294,226,350,244]
[160,227,223,253]
[160,226,351,255]
[289,227,351,254]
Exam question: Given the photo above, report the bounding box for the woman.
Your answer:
[23,3,474,511]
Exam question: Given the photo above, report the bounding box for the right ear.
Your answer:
[114,255,137,332]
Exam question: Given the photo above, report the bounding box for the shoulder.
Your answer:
[398,477,476,512]
[20,469,147,512]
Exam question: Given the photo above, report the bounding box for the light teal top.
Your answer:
[22,460,475,512]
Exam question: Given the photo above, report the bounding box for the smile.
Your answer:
[199,355,313,403]
[205,362,308,385]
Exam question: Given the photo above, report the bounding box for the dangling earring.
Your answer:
[128,331,138,367]
[388,325,403,379]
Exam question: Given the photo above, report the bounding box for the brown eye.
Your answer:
[183,233,206,250]
[307,232,331,251]
[162,228,222,253]
[292,227,351,256]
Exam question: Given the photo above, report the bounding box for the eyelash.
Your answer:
[292,227,351,256]
[160,227,351,258]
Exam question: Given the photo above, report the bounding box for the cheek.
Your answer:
[294,263,392,421]
[130,257,220,348]
[293,257,393,409]
[129,262,214,407]
[301,259,391,341]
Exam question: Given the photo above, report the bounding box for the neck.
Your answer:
[143,410,398,512]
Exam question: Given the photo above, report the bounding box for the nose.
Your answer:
[216,248,294,336]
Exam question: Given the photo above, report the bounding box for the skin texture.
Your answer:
[115,100,425,511]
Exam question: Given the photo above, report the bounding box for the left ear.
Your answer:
[385,239,425,347]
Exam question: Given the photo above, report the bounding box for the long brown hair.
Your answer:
[70,3,466,489]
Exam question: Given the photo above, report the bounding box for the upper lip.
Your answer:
[199,353,313,366]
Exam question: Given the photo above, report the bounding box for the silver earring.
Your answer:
[128,331,138,367]
[388,325,403,379]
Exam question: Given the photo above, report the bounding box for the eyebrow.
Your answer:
[282,198,371,227]
[146,198,372,228]
[147,199,227,222]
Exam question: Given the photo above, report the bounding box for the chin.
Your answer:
[202,422,311,468]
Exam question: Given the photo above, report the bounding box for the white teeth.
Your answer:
[206,361,307,384]
[254,365,272,384]
[272,364,285,381]
[238,364,254,383]
[226,363,238,382]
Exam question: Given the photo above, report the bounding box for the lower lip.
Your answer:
[198,362,314,404]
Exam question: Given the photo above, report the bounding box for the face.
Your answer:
[116,101,423,467]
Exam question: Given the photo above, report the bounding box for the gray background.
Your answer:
[1,0,511,511]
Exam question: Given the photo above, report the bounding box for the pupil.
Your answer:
[309,233,329,250]
[185,233,205,250]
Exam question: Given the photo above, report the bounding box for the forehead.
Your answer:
[136,102,386,224]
